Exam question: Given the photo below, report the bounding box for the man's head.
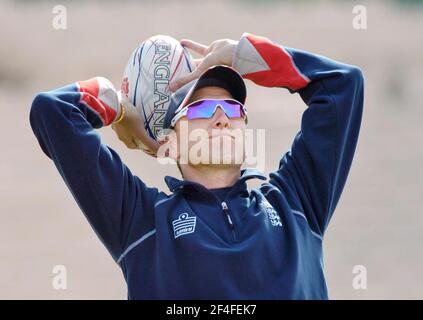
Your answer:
[159,65,248,177]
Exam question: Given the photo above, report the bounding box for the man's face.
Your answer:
[172,86,247,168]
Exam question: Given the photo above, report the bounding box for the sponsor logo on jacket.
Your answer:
[172,213,197,238]
[261,199,282,227]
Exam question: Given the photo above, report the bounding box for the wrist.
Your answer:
[223,41,238,67]
[232,33,251,75]
[113,103,125,125]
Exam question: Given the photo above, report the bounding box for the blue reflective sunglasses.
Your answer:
[170,99,248,128]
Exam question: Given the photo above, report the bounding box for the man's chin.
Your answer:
[180,146,245,166]
[186,158,242,168]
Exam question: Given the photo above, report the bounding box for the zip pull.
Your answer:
[221,201,234,229]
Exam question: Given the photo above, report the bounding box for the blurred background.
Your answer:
[0,0,422,299]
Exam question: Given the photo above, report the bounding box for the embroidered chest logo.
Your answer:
[261,200,283,227]
[172,213,197,239]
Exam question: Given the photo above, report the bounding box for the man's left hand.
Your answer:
[169,38,238,92]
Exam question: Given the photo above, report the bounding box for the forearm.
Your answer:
[233,32,363,93]
[30,78,121,162]
[29,77,139,261]
[233,33,364,235]
[38,77,121,128]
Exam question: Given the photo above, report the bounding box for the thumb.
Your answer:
[169,62,208,92]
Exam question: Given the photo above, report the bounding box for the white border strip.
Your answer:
[117,229,156,264]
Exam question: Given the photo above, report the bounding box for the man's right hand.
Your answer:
[111,92,160,155]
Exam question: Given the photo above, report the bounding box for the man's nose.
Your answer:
[212,107,230,129]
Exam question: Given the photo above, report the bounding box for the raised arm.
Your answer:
[233,33,364,237]
[29,77,160,262]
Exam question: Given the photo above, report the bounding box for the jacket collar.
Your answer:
[164,168,267,193]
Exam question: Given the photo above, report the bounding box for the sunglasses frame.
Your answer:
[170,98,248,128]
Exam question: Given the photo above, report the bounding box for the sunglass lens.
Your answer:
[186,99,244,120]
[186,100,214,120]
[222,101,242,118]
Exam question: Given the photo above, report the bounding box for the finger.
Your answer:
[180,39,208,56]
[113,128,131,142]
[120,136,134,147]
[124,138,138,149]
[132,128,160,153]
[122,139,137,149]
[169,62,209,92]
[193,58,203,67]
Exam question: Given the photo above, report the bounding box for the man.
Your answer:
[29,33,364,299]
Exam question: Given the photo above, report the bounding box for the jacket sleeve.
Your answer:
[29,77,159,262]
[233,33,364,237]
